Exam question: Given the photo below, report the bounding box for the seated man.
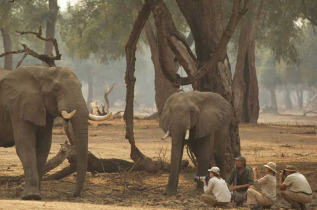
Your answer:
[226,156,254,207]
[247,162,277,209]
[202,167,231,208]
[279,165,312,210]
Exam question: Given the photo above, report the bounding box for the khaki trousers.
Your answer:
[247,188,274,206]
[284,190,312,204]
[202,194,229,207]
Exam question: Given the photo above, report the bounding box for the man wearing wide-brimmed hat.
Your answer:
[247,162,277,210]
[226,156,254,207]
[202,167,231,208]
[279,165,312,210]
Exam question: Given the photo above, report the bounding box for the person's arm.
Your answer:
[233,184,251,191]
[252,167,258,181]
[279,171,287,190]
[256,167,263,179]
[203,179,214,194]
[226,169,235,185]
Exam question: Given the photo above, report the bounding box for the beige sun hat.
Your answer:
[208,167,220,176]
[284,165,296,172]
[263,162,277,173]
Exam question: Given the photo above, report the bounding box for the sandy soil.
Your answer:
[0,113,316,209]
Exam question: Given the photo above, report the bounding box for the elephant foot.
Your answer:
[22,190,43,200]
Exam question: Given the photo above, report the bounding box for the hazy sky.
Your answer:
[58,0,79,11]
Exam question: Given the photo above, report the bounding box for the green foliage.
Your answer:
[59,0,188,62]
[257,48,282,89]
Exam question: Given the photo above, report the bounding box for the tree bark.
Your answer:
[232,20,259,123]
[0,28,12,70]
[296,89,304,110]
[284,87,292,109]
[269,87,278,113]
[0,2,13,70]
[144,21,179,116]
[44,0,59,56]
[176,0,241,172]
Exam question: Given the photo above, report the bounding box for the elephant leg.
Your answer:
[36,120,53,184]
[12,119,42,200]
[195,135,214,190]
[214,127,229,178]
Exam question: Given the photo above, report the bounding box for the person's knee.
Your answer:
[247,188,254,195]
[280,191,287,198]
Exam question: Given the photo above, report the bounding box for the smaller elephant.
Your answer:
[160,91,233,196]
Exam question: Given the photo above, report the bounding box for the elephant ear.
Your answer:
[195,92,233,138]
[0,69,46,126]
[159,92,179,132]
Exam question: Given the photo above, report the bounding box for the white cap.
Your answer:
[208,166,220,176]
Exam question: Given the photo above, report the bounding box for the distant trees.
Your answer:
[0,0,54,69]
[59,0,190,115]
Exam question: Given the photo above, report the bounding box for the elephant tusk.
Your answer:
[185,129,190,140]
[61,110,77,120]
[88,112,112,121]
[161,131,170,140]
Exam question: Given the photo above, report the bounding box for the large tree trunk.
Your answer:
[176,0,240,173]
[232,20,259,123]
[144,21,178,116]
[44,0,59,56]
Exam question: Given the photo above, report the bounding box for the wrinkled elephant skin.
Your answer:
[0,66,89,200]
[160,91,233,196]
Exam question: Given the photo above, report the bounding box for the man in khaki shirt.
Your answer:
[279,165,312,210]
[247,162,277,209]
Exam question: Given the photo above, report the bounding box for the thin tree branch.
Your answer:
[16,26,61,60]
[0,26,61,67]
[124,2,151,151]
[301,0,317,26]
[255,0,264,24]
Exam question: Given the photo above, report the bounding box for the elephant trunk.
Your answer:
[166,127,185,196]
[69,104,89,197]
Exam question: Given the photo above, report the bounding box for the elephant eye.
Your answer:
[190,110,195,114]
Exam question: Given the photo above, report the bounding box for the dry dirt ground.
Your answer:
[0,113,316,209]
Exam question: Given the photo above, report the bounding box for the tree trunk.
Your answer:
[144,21,178,116]
[296,89,304,110]
[232,20,259,123]
[269,87,278,113]
[44,0,59,56]
[0,2,13,70]
[176,0,240,173]
[284,87,292,109]
[0,27,12,70]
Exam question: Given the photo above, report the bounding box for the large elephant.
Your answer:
[160,91,233,196]
[0,66,111,200]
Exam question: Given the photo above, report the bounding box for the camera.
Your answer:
[194,175,210,183]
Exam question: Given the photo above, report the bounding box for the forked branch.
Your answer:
[0,26,61,68]
[192,0,249,81]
